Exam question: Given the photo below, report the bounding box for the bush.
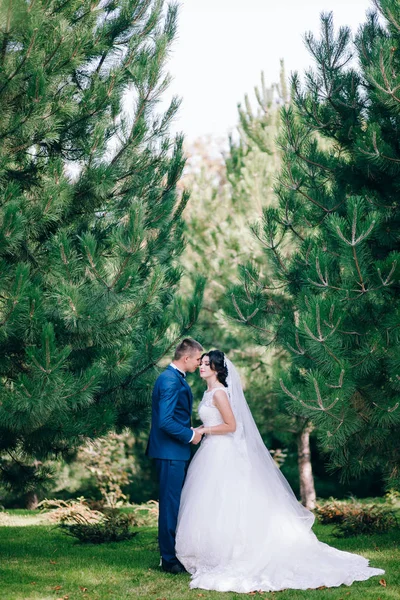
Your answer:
[128,500,159,527]
[385,489,400,507]
[314,497,398,537]
[37,497,104,524]
[336,507,398,537]
[59,509,137,544]
[314,498,352,525]
[39,497,156,543]
[78,432,136,508]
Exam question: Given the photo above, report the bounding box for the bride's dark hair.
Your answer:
[202,350,228,387]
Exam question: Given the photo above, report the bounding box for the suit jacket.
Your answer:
[146,365,193,460]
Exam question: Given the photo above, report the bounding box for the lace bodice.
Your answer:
[198,387,229,427]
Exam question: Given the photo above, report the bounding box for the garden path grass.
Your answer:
[0,512,398,600]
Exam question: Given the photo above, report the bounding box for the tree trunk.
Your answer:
[297,423,316,509]
[25,492,38,510]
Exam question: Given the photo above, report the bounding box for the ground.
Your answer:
[0,510,398,600]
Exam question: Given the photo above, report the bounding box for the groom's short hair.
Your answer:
[174,338,203,360]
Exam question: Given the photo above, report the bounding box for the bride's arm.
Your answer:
[198,390,236,435]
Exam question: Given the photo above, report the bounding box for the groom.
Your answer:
[147,338,203,574]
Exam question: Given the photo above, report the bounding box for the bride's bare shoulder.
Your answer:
[213,388,229,403]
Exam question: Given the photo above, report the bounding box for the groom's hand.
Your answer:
[191,427,203,445]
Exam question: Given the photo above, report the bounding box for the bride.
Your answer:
[175,350,385,593]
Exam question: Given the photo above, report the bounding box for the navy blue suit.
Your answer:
[146,365,193,567]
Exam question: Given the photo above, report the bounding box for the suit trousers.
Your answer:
[155,458,189,566]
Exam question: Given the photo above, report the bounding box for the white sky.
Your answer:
[163,0,372,141]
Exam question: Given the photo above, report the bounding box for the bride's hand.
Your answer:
[195,426,206,435]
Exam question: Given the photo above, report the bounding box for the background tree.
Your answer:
[222,66,315,508]
[228,1,400,491]
[178,69,319,507]
[0,0,204,493]
[78,430,135,508]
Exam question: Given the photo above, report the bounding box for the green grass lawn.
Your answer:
[0,512,398,600]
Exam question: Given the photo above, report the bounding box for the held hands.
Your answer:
[191,426,205,445]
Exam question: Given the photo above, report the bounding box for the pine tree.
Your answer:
[180,71,318,508]
[228,1,400,490]
[0,0,204,491]
[180,71,281,390]
[224,67,317,508]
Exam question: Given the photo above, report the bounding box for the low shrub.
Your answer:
[314,497,398,537]
[385,489,400,507]
[37,497,104,524]
[336,507,398,537]
[39,497,157,543]
[128,500,159,527]
[314,498,350,525]
[59,509,137,544]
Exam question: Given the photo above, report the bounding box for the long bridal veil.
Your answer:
[225,357,314,529]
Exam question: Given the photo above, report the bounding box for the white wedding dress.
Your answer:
[175,360,384,594]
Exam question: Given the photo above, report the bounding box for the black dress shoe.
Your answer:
[161,560,188,574]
